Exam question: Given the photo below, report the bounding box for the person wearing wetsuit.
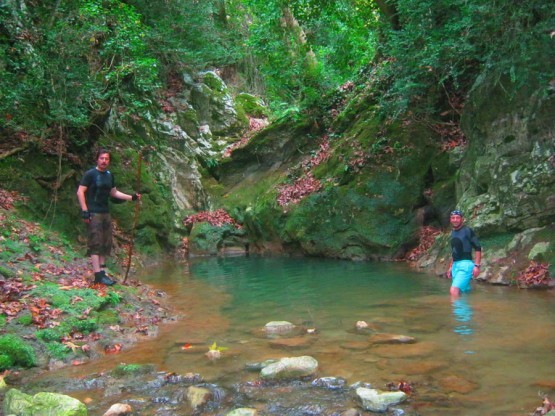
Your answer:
[77,149,141,285]
[448,210,482,297]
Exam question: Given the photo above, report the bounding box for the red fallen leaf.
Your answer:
[71,360,85,366]
[181,343,193,350]
[104,344,122,354]
[277,172,322,207]
[183,209,241,229]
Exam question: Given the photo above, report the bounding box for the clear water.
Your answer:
[57,256,555,414]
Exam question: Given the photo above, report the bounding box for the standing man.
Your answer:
[447,209,482,297]
[77,149,141,285]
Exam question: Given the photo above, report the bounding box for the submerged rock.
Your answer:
[264,321,296,333]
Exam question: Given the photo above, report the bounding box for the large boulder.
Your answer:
[3,388,88,416]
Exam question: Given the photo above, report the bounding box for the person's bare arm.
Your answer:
[110,188,141,201]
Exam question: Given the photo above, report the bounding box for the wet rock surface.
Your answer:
[9,365,420,416]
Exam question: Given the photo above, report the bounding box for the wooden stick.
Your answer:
[123,151,143,283]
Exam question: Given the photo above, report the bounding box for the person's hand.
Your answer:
[472,265,481,278]
[132,193,141,201]
[81,210,91,224]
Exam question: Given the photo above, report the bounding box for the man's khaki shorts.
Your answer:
[87,213,112,256]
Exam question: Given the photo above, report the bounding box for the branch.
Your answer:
[0,146,28,161]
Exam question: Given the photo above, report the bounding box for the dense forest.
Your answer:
[1,0,551,139]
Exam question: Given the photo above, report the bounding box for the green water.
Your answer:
[51,256,555,414]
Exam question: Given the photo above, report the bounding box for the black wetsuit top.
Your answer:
[79,168,115,213]
[451,225,481,261]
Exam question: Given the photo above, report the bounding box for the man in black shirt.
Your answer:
[77,149,141,285]
[447,210,482,297]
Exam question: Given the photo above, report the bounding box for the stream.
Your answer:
[20,256,555,415]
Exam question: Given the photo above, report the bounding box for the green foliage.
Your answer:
[30,283,113,315]
[0,0,160,138]
[45,342,71,360]
[377,0,554,117]
[0,334,37,370]
[36,316,99,343]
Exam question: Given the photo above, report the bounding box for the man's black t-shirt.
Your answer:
[79,168,115,213]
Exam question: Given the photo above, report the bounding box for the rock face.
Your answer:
[3,388,88,416]
[458,74,554,235]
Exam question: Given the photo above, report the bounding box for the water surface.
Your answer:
[54,256,555,414]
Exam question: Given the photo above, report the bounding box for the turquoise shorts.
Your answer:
[451,260,474,292]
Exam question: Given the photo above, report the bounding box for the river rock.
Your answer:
[368,333,416,344]
[264,321,296,333]
[356,387,407,412]
[245,359,279,371]
[439,375,479,394]
[226,408,258,416]
[187,386,212,409]
[311,376,347,390]
[3,388,87,416]
[372,341,438,358]
[103,403,132,415]
[269,336,316,350]
[260,356,318,380]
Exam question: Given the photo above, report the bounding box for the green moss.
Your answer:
[480,233,517,250]
[112,363,155,378]
[0,264,16,278]
[16,313,33,326]
[235,93,269,118]
[96,310,121,325]
[45,342,71,360]
[0,334,36,369]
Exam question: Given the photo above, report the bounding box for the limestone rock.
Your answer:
[260,356,318,380]
[356,387,406,412]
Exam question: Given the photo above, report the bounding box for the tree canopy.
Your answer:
[0,0,552,142]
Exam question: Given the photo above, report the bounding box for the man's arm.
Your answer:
[77,185,88,211]
[110,188,140,201]
[77,185,91,223]
[472,250,482,277]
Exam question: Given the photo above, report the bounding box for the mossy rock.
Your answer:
[3,388,87,416]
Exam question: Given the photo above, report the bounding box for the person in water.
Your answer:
[77,149,141,285]
[447,209,482,297]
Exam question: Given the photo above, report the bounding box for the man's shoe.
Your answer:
[94,271,116,286]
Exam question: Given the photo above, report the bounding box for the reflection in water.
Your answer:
[451,295,474,335]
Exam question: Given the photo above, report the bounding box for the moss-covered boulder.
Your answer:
[3,388,87,416]
[189,222,248,256]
